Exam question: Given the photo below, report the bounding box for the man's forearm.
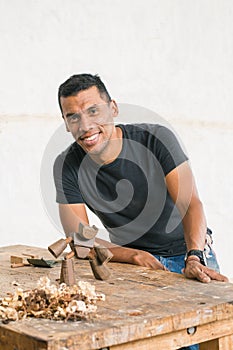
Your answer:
[95,237,136,263]
[95,238,166,269]
[182,199,207,251]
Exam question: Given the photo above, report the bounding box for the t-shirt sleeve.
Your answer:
[155,125,188,176]
[53,154,84,204]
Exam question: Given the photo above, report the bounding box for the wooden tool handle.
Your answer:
[11,263,29,268]
[65,236,73,244]
[64,251,75,260]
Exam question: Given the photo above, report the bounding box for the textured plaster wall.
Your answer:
[0,0,232,277]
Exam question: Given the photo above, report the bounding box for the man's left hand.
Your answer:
[184,259,229,283]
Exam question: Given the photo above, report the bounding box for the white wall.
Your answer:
[0,0,232,277]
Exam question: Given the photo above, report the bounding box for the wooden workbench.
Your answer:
[0,245,233,350]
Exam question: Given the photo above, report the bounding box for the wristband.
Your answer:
[185,249,207,266]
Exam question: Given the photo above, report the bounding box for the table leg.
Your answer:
[200,334,233,350]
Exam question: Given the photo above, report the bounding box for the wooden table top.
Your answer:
[0,244,233,350]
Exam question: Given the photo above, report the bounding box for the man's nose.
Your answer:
[79,115,92,133]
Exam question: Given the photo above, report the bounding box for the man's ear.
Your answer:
[65,122,70,132]
[62,116,70,132]
[111,100,119,117]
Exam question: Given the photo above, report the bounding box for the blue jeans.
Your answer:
[153,247,220,350]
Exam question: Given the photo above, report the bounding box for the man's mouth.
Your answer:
[84,133,99,141]
[80,132,100,147]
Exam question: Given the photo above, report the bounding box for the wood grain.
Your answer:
[1,245,233,350]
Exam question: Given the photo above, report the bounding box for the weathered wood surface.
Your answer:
[1,245,233,350]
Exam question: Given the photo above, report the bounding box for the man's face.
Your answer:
[60,86,119,155]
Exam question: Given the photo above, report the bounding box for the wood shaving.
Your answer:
[0,276,105,323]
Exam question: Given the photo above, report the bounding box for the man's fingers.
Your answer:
[184,260,229,283]
[149,256,168,271]
[132,251,168,271]
[150,259,167,271]
[195,270,211,283]
[205,268,229,282]
[185,265,211,283]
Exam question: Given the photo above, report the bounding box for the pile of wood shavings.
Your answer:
[0,276,105,323]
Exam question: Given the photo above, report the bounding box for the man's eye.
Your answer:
[70,114,80,122]
[88,107,98,115]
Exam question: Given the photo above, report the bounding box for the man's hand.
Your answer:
[97,239,168,271]
[128,249,168,271]
[184,257,228,283]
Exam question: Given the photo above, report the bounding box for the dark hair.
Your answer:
[58,74,111,112]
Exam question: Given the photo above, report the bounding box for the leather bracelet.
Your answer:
[185,249,207,266]
[185,256,201,265]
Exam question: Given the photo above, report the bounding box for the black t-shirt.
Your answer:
[54,124,188,256]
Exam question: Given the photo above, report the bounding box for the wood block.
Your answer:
[60,259,76,285]
[10,255,24,264]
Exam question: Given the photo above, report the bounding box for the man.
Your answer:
[54,74,228,350]
[54,73,227,284]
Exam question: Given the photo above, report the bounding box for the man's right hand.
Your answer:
[129,249,168,270]
[105,243,168,271]
[58,204,167,271]
[95,238,167,270]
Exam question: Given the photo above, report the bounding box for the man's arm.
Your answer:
[58,204,167,270]
[165,161,228,282]
[59,203,89,235]
[96,237,167,270]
